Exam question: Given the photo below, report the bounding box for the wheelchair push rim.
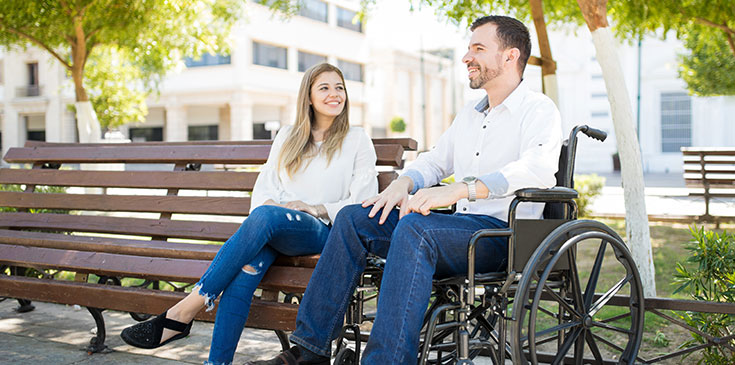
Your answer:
[512,220,645,365]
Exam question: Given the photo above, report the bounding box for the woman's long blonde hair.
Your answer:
[278,63,351,177]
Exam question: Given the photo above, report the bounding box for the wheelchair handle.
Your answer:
[580,125,607,142]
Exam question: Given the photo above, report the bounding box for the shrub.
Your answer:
[573,173,605,218]
[673,227,735,364]
[390,116,406,133]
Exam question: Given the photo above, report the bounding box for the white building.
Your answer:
[2,5,733,173]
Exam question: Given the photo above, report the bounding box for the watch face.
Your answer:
[463,176,476,183]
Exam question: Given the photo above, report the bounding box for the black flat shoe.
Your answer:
[120,311,193,349]
[243,346,329,365]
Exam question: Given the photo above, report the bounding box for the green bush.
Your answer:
[573,174,605,218]
[673,227,735,364]
[390,116,406,133]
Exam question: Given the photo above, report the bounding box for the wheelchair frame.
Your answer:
[334,125,645,365]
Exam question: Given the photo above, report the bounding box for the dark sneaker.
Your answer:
[244,346,329,365]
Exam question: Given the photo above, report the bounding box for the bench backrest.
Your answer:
[681,147,735,189]
[0,138,415,278]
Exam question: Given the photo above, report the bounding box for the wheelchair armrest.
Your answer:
[514,186,578,202]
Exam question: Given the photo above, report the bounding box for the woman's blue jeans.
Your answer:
[290,204,508,364]
[197,205,330,365]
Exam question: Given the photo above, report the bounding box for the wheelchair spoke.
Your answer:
[585,329,604,363]
[588,274,632,317]
[552,327,583,365]
[542,283,581,319]
[533,320,582,342]
[583,239,607,309]
[591,320,634,335]
[567,249,585,314]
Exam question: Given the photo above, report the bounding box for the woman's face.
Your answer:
[310,71,346,122]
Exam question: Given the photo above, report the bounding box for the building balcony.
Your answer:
[16,85,43,98]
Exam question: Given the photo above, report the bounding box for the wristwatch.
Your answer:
[462,176,477,202]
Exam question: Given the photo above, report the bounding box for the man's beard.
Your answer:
[469,62,502,89]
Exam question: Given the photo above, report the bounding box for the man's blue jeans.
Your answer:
[290,204,508,364]
[197,205,330,365]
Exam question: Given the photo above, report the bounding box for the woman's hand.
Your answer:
[284,200,327,219]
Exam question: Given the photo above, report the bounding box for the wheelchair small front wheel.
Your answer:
[334,348,357,365]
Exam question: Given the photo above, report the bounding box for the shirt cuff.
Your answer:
[478,171,509,198]
[400,170,425,194]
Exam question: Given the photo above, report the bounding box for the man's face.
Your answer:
[462,23,505,89]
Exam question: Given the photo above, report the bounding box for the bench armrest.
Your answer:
[514,186,578,202]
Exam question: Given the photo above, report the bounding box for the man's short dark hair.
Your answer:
[470,15,531,74]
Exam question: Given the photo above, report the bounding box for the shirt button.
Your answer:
[482,125,487,129]
[463,207,467,211]
[475,152,480,156]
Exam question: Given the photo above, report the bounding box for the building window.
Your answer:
[591,74,604,80]
[298,51,327,72]
[590,111,609,118]
[188,125,219,141]
[299,0,327,23]
[660,92,692,153]
[338,59,363,82]
[184,53,231,67]
[253,123,272,140]
[253,42,288,69]
[27,131,45,142]
[591,93,607,98]
[129,127,163,142]
[337,7,362,32]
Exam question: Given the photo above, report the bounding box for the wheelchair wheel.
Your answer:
[334,348,356,365]
[512,220,644,364]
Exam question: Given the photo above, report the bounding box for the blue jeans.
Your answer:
[197,205,330,365]
[290,204,508,364]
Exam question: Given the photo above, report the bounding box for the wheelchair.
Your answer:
[333,125,644,364]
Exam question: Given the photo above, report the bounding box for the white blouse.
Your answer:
[250,126,379,223]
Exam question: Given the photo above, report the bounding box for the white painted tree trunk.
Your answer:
[75,101,102,143]
[591,27,656,297]
[542,74,559,106]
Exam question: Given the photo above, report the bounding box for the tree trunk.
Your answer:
[529,0,559,105]
[577,0,657,297]
[70,13,101,143]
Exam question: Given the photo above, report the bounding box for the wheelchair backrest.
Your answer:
[542,138,574,220]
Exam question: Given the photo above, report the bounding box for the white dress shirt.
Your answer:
[250,126,379,223]
[402,81,562,222]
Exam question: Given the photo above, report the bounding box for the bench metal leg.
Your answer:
[275,330,290,352]
[86,307,110,354]
[15,298,35,313]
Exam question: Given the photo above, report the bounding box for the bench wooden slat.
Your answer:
[683,168,735,174]
[0,229,219,260]
[685,180,735,188]
[0,168,398,193]
[0,168,257,191]
[0,191,252,216]
[0,244,208,282]
[0,212,239,241]
[5,144,405,167]
[689,192,735,198]
[24,137,418,151]
[0,275,299,330]
[682,158,735,165]
[0,244,312,293]
[0,229,318,268]
[682,148,735,156]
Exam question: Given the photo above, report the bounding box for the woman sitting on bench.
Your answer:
[121,62,378,365]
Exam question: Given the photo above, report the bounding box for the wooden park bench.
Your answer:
[0,137,416,353]
[681,147,735,226]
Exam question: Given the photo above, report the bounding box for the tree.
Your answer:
[0,0,241,141]
[678,26,735,96]
[610,0,735,96]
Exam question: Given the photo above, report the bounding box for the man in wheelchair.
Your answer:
[250,15,562,365]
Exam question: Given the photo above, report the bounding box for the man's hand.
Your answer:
[404,183,466,215]
[361,176,413,224]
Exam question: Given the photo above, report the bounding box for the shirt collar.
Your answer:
[473,80,528,116]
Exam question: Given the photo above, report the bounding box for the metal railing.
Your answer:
[15,85,42,97]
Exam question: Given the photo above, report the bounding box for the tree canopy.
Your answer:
[0,0,242,129]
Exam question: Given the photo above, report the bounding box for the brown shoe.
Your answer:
[244,346,329,365]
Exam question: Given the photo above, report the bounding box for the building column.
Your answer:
[61,106,77,142]
[165,102,187,142]
[230,92,253,141]
[1,106,21,159]
[45,98,62,142]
